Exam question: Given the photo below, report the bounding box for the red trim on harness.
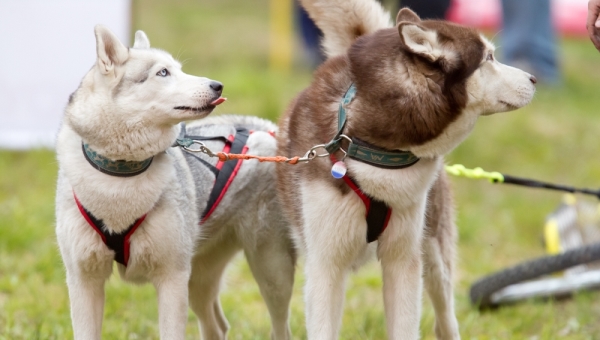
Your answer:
[216,134,235,171]
[123,214,146,265]
[330,155,371,217]
[74,193,106,243]
[201,144,250,223]
[73,192,146,266]
[341,174,371,217]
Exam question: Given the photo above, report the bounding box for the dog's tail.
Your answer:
[299,0,392,58]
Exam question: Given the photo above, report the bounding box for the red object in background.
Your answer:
[446,0,501,31]
[446,0,588,37]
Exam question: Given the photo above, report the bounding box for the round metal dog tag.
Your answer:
[331,161,347,179]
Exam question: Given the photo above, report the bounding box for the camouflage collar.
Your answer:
[82,143,153,177]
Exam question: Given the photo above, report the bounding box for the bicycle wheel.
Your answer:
[470,242,600,309]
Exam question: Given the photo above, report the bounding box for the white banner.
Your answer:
[0,0,131,149]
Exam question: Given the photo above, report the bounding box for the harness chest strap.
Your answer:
[330,155,391,243]
[73,193,146,266]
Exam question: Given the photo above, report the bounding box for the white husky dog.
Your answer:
[55,25,295,339]
[277,0,536,339]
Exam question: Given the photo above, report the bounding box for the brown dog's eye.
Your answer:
[486,53,494,61]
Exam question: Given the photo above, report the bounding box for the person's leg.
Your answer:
[398,0,451,20]
[501,0,560,84]
[295,1,325,68]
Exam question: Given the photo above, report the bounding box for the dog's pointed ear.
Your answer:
[94,25,129,75]
[398,23,439,63]
[133,30,151,49]
[396,7,421,25]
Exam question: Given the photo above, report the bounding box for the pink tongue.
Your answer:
[210,97,227,106]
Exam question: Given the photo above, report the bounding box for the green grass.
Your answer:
[3,0,600,338]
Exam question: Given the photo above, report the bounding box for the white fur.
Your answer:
[56,26,295,339]
[298,157,441,339]
[398,24,460,68]
[465,36,536,115]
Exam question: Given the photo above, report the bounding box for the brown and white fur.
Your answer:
[55,26,295,339]
[276,0,536,339]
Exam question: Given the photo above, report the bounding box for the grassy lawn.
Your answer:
[2,0,600,338]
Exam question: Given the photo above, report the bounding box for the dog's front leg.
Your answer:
[301,181,368,339]
[153,269,191,340]
[66,270,108,340]
[304,253,350,340]
[379,203,426,340]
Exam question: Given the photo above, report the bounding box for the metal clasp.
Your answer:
[297,144,330,163]
[181,140,216,158]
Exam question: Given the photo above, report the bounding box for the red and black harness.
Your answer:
[75,127,251,266]
[74,193,146,266]
[179,127,251,222]
[330,154,393,243]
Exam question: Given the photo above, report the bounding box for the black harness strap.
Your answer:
[186,152,220,177]
[200,128,250,222]
[365,198,392,243]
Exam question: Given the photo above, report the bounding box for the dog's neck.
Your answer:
[326,83,421,169]
[343,86,479,159]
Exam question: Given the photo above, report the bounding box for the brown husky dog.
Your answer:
[276,0,536,338]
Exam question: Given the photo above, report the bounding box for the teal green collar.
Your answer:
[82,143,153,177]
[324,83,420,169]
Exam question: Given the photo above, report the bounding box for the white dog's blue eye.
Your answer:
[157,68,170,77]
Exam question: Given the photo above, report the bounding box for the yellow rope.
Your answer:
[444,164,504,183]
[269,0,292,73]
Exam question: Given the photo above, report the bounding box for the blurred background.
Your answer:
[1,0,600,338]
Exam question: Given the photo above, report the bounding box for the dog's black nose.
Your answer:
[210,81,223,94]
[529,75,537,84]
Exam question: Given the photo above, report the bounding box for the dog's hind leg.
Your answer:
[423,235,460,340]
[244,230,296,340]
[189,240,239,340]
[423,171,460,340]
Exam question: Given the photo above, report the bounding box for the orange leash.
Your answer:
[176,138,322,164]
[215,152,301,164]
